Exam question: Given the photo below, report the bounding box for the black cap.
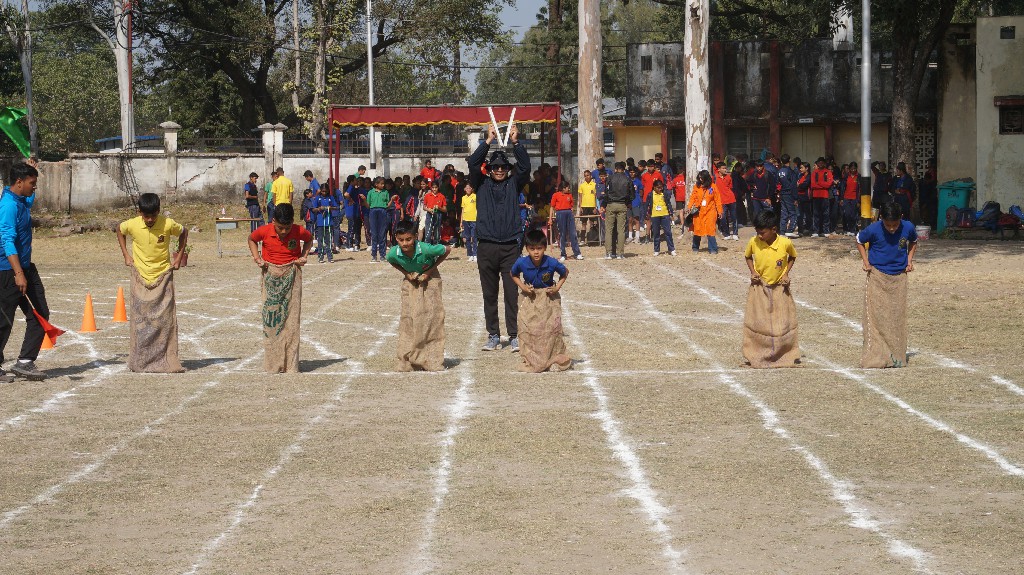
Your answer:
[488,150,512,168]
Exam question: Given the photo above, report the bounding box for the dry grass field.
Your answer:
[1,217,1023,575]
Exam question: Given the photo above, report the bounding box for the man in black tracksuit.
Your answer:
[467,124,531,352]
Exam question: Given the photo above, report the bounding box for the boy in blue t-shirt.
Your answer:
[345,178,366,251]
[385,220,450,371]
[509,230,572,372]
[312,187,338,262]
[856,202,919,368]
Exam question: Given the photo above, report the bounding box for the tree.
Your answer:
[1,0,39,156]
[684,0,710,187]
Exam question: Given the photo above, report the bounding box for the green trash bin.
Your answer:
[937,182,972,233]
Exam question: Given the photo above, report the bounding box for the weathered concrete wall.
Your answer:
[614,127,663,164]
[938,24,978,183]
[23,150,568,212]
[626,43,686,120]
[976,16,1024,207]
[722,42,770,119]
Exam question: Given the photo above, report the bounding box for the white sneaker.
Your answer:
[559,256,566,262]
[575,254,584,260]
[605,254,614,260]
[811,234,821,238]
[785,232,798,238]
[670,250,677,256]
[653,251,660,257]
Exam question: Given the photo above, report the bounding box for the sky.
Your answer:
[464,0,547,93]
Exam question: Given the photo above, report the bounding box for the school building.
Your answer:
[610,15,1024,208]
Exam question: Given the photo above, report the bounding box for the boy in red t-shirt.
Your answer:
[247,203,313,373]
[550,180,582,261]
[810,157,834,237]
[422,182,447,244]
[841,161,861,236]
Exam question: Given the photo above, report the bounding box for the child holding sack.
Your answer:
[742,209,800,368]
[510,230,573,373]
[385,220,451,371]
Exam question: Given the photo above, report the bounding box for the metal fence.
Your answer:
[184,138,262,154]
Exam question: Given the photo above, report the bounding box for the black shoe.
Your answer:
[0,369,14,383]
[11,361,46,381]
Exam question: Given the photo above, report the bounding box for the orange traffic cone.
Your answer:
[80,293,98,332]
[113,286,127,323]
[41,333,54,349]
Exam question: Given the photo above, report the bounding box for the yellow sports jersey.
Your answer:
[461,194,478,222]
[578,180,597,208]
[272,176,294,206]
[744,234,797,285]
[651,191,669,216]
[120,215,185,283]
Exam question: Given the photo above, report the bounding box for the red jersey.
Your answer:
[550,191,574,211]
[423,191,447,211]
[249,224,312,265]
[670,174,688,202]
[640,170,664,201]
[810,168,834,199]
[420,167,440,183]
[714,174,736,204]
[843,174,860,200]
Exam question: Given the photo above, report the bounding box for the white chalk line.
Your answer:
[609,264,934,573]
[408,317,483,575]
[182,315,401,575]
[562,301,687,574]
[664,262,1024,479]
[0,273,270,432]
[1,269,367,528]
[699,259,1024,399]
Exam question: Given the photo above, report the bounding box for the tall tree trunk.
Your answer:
[548,0,563,100]
[292,0,301,113]
[684,0,711,187]
[5,0,38,156]
[577,0,602,175]
[308,17,328,154]
[887,0,955,176]
[452,42,462,103]
[113,0,134,151]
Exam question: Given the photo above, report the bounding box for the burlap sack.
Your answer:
[742,283,800,368]
[262,263,302,373]
[397,270,446,372]
[862,268,908,368]
[517,289,572,373]
[129,268,184,373]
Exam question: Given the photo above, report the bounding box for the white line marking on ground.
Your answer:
[700,259,1024,399]
[182,316,400,575]
[562,302,687,574]
[611,264,935,573]
[677,262,1024,477]
[1,269,370,528]
[409,318,483,575]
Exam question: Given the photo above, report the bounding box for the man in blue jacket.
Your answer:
[0,163,49,381]
[467,123,530,352]
[777,154,800,238]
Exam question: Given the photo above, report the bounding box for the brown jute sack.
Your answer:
[262,262,302,373]
[517,289,572,373]
[742,283,801,368]
[862,268,908,368]
[397,270,446,372]
[129,268,185,373]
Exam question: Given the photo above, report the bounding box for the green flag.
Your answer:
[0,107,31,158]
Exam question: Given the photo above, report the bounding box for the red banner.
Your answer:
[329,103,560,127]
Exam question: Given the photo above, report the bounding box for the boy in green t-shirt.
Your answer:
[385,220,450,371]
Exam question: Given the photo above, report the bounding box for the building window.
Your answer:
[1000,26,1015,40]
[726,127,769,160]
[1000,107,1024,135]
[641,55,652,72]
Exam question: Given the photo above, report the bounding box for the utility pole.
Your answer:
[860,0,872,208]
[577,0,602,176]
[684,0,710,186]
[366,0,376,171]
[113,0,135,151]
[3,0,38,156]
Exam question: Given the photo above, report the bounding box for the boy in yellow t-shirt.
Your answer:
[116,193,187,373]
[459,183,478,262]
[272,167,294,207]
[742,209,800,368]
[577,170,597,243]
